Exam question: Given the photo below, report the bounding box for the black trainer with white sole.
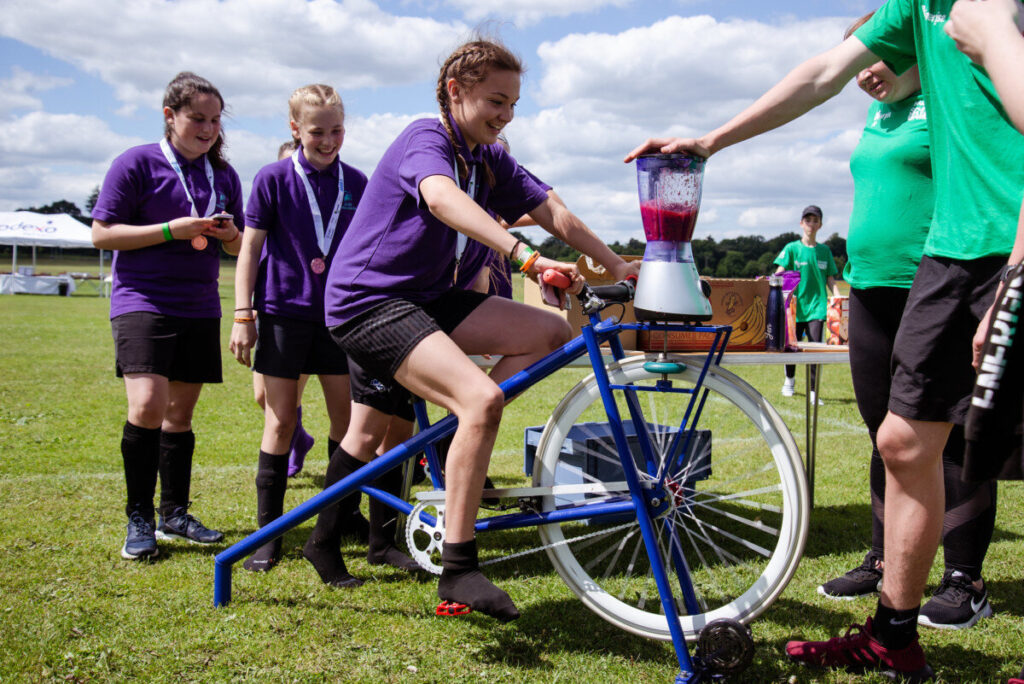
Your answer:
[122,511,159,560]
[918,569,993,630]
[817,552,883,600]
[156,506,224,544]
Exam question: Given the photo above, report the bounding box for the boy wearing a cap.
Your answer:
[774,205,840,401]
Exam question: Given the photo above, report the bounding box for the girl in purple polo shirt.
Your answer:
[91,72,243,561]
[316,38,639,619]
[229,85,367,574]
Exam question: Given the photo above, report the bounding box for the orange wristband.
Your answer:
[519,250,540,273]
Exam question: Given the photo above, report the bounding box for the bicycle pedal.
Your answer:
[436,600,472,617]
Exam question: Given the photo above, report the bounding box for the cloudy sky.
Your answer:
[0,0,881,244]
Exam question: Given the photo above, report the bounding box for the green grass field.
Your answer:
[1,265,1022,683]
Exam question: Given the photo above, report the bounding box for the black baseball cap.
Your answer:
[801,205,823,220]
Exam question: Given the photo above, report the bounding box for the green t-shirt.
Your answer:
[845,94,933,289]
[855,0,1024,260]
[774,241,837,322]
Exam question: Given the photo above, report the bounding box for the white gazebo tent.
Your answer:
[0,211,105,294]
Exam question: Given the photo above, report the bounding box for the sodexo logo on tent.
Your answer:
[0,222,58,234]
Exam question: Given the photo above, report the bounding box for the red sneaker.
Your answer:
[785,617,934,682]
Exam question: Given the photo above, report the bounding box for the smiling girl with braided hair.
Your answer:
[311,38,636,619]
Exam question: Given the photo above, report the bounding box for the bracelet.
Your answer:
[519,249,541,273]
[233,316,255,323]
[161,222,173,241]
[512,244,535,269]
[508,239,523,263]
[224,228,241,243]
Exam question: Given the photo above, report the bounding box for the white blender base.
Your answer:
[634,260,713,321]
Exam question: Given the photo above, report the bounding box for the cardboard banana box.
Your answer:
[637,278,770,352]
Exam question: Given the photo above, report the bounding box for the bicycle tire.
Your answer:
[533,356,808,641]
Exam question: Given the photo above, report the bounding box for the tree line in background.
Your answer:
[519,230,849,278]
[11,193,849,278]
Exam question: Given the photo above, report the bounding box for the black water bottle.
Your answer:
[765,274,784,351]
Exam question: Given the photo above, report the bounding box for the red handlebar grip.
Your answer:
[542,269,572,289]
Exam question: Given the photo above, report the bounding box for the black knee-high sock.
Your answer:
[869,434,886,558]
[158,430,195,518]
[367,465,419,571]
[941,427,996,580]
[437,539,519,622]
[121,421,160,519]
[243,450,289,572]
[328,438,370,542]
[302,446,365,587]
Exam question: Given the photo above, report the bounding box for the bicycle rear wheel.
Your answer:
[533,356,808,641]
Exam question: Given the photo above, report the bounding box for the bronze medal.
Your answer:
[311,257,326,274]
[191,235,208,250]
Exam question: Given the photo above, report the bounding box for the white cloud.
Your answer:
[0,111,144,211]
[0,0,466,117]
[441,0,632,25]
[0,66,73,114]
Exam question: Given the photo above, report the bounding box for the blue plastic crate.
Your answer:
[523,421,711,486]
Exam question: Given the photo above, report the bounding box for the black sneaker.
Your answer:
[817,552,883,600]
[121,511,159,560]
[156,507,224,544]
[918,570,992,630]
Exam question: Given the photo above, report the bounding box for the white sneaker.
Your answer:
[782,378,795,397]
[810,390,824,406]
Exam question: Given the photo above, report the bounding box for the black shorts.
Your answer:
[890,255,1004,424]
[112,312,222,383]
[848,287,910,433]
[330,289,489,380]
[253,312,348,380]
[348,358,415,422]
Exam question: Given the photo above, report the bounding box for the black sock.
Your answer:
[302,446,365,588]
[158,430,195,519]
[873,602,919,650]
[367,464,419,571]
[328,438,369,542]
[121,422,160,519]
[437,540,519,622]
[243,450,289,572]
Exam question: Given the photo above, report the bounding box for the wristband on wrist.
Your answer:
[519,249,541,273]
[508,239,523,263]
[512,244,535,269]
[161,222,173,241]
[225,228,241,243]
[233,316,255,323]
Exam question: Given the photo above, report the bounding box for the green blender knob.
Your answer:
[644,361,686,375]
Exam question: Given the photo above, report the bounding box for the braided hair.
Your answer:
[436,39,523,189]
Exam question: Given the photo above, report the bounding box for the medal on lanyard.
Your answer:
[292,149,344,274]
[159,138,216,251]
[452,155,478,284]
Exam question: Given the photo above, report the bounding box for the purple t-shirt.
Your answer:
[455,167,552,294]
[245,149,367,322]
[324,117,548,327]
[93,142,243,319]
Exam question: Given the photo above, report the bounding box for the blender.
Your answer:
[633,154,712,321]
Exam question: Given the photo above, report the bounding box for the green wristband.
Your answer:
[512,245,535,269]
[161,222,173,241]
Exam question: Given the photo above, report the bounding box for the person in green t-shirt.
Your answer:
[816,13,998,643]
[626,0,1024,679]
[772,205,839,401]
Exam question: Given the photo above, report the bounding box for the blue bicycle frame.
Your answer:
[213,314,732,684]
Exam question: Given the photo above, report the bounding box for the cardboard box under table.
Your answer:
[524,255,641,350]
[638,278,770,352]
[523,421,711,507]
